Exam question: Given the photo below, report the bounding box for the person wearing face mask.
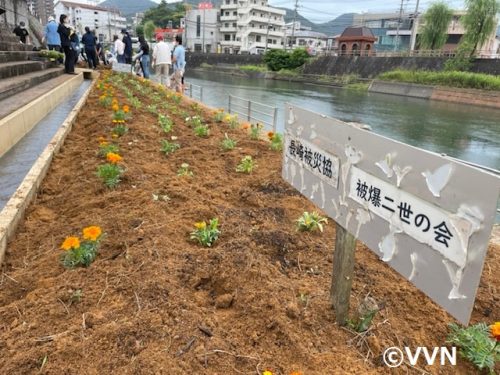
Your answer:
[57,14,76,74]
[13,21,29,44]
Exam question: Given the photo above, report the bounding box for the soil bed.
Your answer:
[0,72,498,374]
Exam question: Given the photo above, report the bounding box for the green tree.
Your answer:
[142,1,185,28]
[461,0,500,57]
[144,21,156,41]
[136,24,144,38]
[418,2,453,50]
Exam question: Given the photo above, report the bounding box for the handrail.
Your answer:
[228,94,277,131]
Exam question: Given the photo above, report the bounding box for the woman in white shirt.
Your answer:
[113,35,125,63]
[152,35,172,87]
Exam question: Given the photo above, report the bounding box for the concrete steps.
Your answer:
[0,67,64,101]
[0,60,53,79]
[0,41,33,52]
[0,51,39,63]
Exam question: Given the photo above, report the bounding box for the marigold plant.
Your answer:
[177,163,193,177]
[158,114,173,133]
[112,124,129,137]
[160,140,180,155]
[106,152,122,164]
[269,132,283,151]
[236,155,256,173]
[491,322,500,341]
[98,142,119,157]
[220,133,237,151]
[194,123,210,137]
[97,154,124,188]
[60,226,104,268]
[190,218,220,247]
[250,123,263,140]
[213,109,225,123]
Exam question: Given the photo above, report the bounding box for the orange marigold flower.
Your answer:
[83,226,102,241]
[267,131,274,140]
[242,123,251,130]
[491,322,500,341]
[61,236,80,251]
[289,372,303,375]
[123,105,130,113]
[98,136,106,142]
[112,104,119,112]
[106,152,122,164]
[100,141,109,146]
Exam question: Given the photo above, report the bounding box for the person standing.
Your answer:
[70,29,81,66]
[43,16,60,52]
[121,29,132,64]
[113,35,125,63]
[137,36,150,79]
[152,35,171,86]
[57,14,75,74]
[81,26,97,69]
[171,35,185,93]
[13,21,29,44]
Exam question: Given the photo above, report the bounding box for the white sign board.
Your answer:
[282,104,500,324]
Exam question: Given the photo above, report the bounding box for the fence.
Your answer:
[186,82,203,102]
[228,94,278,132]
[316,49,499,59]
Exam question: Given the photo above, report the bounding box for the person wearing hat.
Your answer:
[13,21,29,44]
[121,29,132,64]
[152,34,171,87]
[43,16,61,62]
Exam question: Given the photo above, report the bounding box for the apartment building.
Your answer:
[27,0,54,24]
[285,21,328,53]
[219,0,285,54]
[54,0,126,43]
[184,7,220,53]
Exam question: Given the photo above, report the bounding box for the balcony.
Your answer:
[220,15,238,21]
[220,26,237,33]
[238,15,285,26]
[220,40,241,47]
[244,27,285,38]
[247,5,286,16]
[220,2,238,10]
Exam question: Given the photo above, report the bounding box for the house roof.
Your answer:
[340,27,375,38]
[288,30,328,39]
[55,1,121,15]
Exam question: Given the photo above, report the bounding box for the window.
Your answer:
[232,22,236,27]
[256,35,261,42]
[194,43,202,51]
[225,11,229,16]
[196,15,201,37]
[267,39,272,44]
[272,39,276,44]
[226,0,230,4]
[233,11,237,15]
[225,34,231,41]
[225,23,229,27]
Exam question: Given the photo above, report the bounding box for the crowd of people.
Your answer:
[13,15,186,92]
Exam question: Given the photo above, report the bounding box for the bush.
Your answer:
[263,48,310,72]
[378,69,500,91]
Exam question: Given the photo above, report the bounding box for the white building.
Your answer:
[285,21,327,53]
[54,1,126,43]
[219,0,285,54]
[184,8,219,53]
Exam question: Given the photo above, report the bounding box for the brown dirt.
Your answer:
[0,73,498,375]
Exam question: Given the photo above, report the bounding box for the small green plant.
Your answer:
[186,115,203,128]
[194,123,210,137]
[213,109,225,123]
[98,142,119,157]
[147,104,158,115]
[177,163,193,177]
[99,95,112,107]
[250,123,263,140]
[96,153,124,188]
[190,218,220,247]
[347,296,379,333]
[447,322,500,372]
[220,133,237,151]
[70,289,83,304]
[267,131,283,151]
[296,211,328,232]
[171,93,182,104]
[160,139,180,155]
[111,124,129,137]
[226,114,239,129]
[236,156,256,173]
[158,114,173,133]
[129,97,142,109]
[60,226,104,268]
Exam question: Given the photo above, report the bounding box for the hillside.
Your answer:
[100,0,157,17]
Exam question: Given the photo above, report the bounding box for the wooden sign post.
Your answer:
[330,224,357,325]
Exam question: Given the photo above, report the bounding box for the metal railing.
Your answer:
[315,49,499,59]
[186,82,203,102]
[228,94,278,132]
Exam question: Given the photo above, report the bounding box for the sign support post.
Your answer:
[330,223,357,326]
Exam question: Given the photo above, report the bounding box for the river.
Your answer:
[183,70,500,172]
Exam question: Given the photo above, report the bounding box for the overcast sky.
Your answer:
[268,0,466,23]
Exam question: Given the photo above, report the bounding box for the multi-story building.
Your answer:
[54,0,126,43]
[28,0,53,24]
[219,0,285,54]
[285,21,328,53]
[184,7,220,53]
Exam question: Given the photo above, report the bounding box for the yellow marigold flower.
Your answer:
[106,152,122,164]
[112,104,119,112]
[100,141,109,146]
[267,131,274,140]
[61,236,80,251]
[224,115,232,122]
[83,226,102,241]
[123,105,130,113]
[194,222,206,230]
[112,120,117,123]
[491,322,500,341]
[112,134,118,138]
[263,371,273,375]
[98,136,106,142]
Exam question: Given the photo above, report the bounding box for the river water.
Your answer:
[184,70,500,172]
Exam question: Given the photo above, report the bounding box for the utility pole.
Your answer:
[289,0,299,50]
[394,0,404,52]
[202,7,206,53]
[264,12,271,53]
[409,0,420,52]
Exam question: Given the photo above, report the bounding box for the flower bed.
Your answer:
[0,72,498,374]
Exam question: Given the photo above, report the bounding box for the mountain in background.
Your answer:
[100,0,157,16]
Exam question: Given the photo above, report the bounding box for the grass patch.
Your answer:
[200,63,213,69]
[378,69,500,91]
[239,64,267,72]
[276,68,300,77]
[345,82,370,91]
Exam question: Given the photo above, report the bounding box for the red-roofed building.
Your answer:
[337,27,377,56]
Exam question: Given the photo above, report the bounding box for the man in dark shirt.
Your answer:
[81,26,97,69]
[13,21,29,44]
[121,29,132,64]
